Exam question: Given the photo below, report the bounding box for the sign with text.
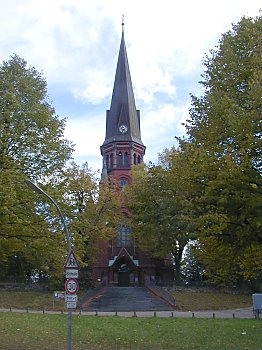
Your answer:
[54,291,65,299]
[65,294,78,302]
[66,301,77,309]
[65,269,79,279]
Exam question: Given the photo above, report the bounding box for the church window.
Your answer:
[137,155,141,164]
[117,224,131,247]
[133,153,137,165]
[119,178,128,187]
[118,152,123,166]
[110,153,113,169]
[124,152,129,167]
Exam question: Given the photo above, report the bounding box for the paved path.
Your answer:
[0,307,255,318]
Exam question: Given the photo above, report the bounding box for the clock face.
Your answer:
[119,125,128,133]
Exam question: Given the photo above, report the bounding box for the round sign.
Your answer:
[65,278,79,295]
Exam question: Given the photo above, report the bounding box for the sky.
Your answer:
[0,0,260,173]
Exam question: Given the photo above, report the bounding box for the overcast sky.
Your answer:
[0,0,260,172]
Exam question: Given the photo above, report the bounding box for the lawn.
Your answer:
[0,290,66,311]
[0,289,252,311]
[0,313,261,350]
[172,290,252,311]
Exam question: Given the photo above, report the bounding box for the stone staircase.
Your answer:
[81,286,174,312]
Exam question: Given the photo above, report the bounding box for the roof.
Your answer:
[102,28,144,147]
[108,247,139,268]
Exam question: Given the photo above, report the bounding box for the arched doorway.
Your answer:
[118,263,130,287]
[109,248,139,286]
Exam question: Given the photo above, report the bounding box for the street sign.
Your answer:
[54,291,65,299]
[65,278,79,295]
[66,301,77,309]
[64,250,80,270]
[65,269,79,279]
[65,294,78,302]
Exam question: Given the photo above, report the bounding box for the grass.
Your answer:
[0,289,252,311]
[172,290,252,311]
[0,313,261,350]
[0,290,66,311]
[0,290,259,349]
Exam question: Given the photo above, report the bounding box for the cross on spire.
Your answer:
[122,14,124,32]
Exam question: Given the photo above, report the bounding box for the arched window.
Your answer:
[110,153,113,169]
[119,178,128,187]
[117,224,131,247]
[133,153,137,165]
[106,155,109,169]
[124,152,128,167]
[137,155,141,164]
[118,152,123,166]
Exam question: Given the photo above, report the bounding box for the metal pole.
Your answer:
[25,180,71,251]
[25,179,72,350]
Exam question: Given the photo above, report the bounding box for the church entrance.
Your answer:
[117,263,130,287]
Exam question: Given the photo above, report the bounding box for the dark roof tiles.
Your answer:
[102,30,144,147]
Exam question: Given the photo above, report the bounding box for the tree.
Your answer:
[0,55,73,284]
[180,15,262,287]
[63,162,122,285]
[125,149,195,282]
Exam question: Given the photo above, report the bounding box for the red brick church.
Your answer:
[91,24,174,287]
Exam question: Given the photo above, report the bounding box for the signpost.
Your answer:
[25,180,77,350]
[64,251,80,311]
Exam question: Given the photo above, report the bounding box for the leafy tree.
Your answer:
[181,241,205,285]
[180,15,262,287]
[0,55,73,178]
[0,55,73,284]
[63,162,122,285]
[125,149,196,282]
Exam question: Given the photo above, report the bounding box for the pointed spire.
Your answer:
[102,21,144,147]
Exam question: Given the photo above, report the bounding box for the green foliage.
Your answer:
[0,55,73,179]
[179,15,262,287]
[125,149,197,281]
[0,55,73,284]
[63,162,122,270]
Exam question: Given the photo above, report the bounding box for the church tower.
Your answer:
[100,22,145,186]
[92,22,174,287]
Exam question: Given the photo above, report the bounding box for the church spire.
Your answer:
[122,14,124,32]
[102,21,144,147]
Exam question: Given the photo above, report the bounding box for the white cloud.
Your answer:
[0,0,260,170]
[64,111,105,170]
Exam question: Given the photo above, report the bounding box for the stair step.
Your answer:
[82,287,173,312]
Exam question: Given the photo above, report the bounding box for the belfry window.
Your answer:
[133,153,137,165]
[118,152,123,166]
[124,152,128,167]
[110,153,113,168]
[137,155,141,164]
[117,224,131,247]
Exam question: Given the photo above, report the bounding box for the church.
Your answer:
[91,23,174,287]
